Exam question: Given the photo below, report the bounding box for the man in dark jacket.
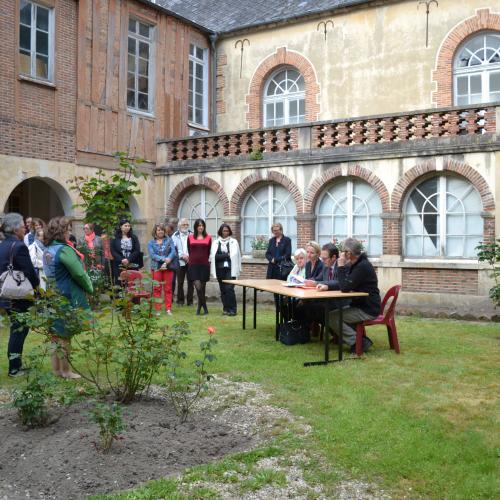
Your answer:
[0,213,40,376]
[317,237,381,353]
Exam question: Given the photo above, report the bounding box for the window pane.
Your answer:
[196,47,204,60]
[127,54,135,72]
[20,1,31,26]
[189,44,194,56]
[139,41,149,59]
[19,50,31,74]
[35,54,48,79]
[266,103,274,122]
[139,22,149,38]
[138,93,148,110]
[470,74,481,94]
[195,63,203,79]
[127,90,135,107]
[299,99,305,116]
[195,108,203,124]
[446,236,464,257]
[127,72,135,90]
[128,18,136,33]
[195,93,203,108]
[457,76,468,95]
[138,76,148,92]
[36,6,49,31]
[188,104,193,122]
[195,77,203,93]
[19,25,31,51]
[36,30,48,55]
[289,100,298,118]
[138,58,148,76]
[490,72,500,93]
[128,37,136,55]
[275,101,284,119]
[406,236,421,256]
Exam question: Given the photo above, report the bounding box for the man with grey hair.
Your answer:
[172,218,194,305]
[317,237,381,353]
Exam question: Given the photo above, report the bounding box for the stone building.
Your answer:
[1,0,499,314]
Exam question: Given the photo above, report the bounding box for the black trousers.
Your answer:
[216,267,237,313]
[176,265,194,305]
[6,304,30,373]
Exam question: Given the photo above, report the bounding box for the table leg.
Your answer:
[338,306,343,362]
[253,288,257,329]
[324,303,329,363]
[275,294,281,341]
[242,286,246,330]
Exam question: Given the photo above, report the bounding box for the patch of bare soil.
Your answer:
[0,388,253,500]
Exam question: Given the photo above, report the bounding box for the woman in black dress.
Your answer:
[110,219,142,284]
[265,223,292,279]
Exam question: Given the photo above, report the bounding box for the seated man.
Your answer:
[317,237,381,353]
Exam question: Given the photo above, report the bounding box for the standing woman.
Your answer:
[29,228,47,290]
[148,223,176,316]
[305,241,323,281]
[80,222,103,268]
[210,223,241,316]
[110,219,142,284]
[265,223,292,280]
[187,219,211,315]
[0,213,39,377]
[24,217,45,247]
[43,216,93,379]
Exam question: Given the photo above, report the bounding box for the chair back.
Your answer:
[119,269,144,291]
[380,285,401,320]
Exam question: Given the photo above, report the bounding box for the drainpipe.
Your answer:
[209,32,219,132]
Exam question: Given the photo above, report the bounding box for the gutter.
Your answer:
[209,33,219,132]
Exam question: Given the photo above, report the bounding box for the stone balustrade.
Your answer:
[159,104,498,163]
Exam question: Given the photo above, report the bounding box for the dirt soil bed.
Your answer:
[0,389,254,499]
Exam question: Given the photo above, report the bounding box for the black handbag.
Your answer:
[279,258,294,280]
[279,320,310,345]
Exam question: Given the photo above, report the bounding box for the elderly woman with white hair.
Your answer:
[0,212,40,377]
[287,248,307,283]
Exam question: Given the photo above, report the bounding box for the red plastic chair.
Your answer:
[355,285,401,356]
[119,270,151,304]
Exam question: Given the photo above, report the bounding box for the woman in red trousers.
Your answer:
[148,223,177,315]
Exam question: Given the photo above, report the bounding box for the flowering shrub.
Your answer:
[251,235,268,250]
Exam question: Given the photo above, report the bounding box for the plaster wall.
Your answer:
[216,0,497,131]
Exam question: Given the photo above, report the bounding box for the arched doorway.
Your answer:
[4,177,72,221]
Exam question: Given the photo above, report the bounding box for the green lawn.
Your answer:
[1,306,499,499]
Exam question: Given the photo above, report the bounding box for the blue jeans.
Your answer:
[7,305,30,373]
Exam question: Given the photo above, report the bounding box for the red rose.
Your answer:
[207,326,216,335]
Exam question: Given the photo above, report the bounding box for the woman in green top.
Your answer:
[43,216,93,379]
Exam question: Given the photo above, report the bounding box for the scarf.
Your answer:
[84,232,95,249]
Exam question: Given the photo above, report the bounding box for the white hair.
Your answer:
[294,248,307,258]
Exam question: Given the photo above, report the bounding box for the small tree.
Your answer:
[476,239,500,307]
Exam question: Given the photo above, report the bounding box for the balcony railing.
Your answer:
[159,104,498,163]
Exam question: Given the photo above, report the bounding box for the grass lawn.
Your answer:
[1,305,499,499]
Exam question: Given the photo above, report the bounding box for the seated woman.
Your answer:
[305,241,323,281]
[287,248,307,283]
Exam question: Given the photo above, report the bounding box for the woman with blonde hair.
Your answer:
[305,240,323,281]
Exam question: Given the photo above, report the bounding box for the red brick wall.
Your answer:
[0,0,77,162]
[402,268,478,295]
[241,262,268,279]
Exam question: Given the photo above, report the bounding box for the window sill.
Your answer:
[18,74,56,89]
[127,108,155,119]
[375,259,489,271]
[188,123,210,132]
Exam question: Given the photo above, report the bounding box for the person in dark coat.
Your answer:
[0,213,40,377]
[305,240,323,281]
[265,223,292,279]
[317,237,381,353]
[110,219,142,284]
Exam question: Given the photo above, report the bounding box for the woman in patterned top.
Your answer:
[110,219,142,284]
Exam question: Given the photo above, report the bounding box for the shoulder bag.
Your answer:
[279,258,294,281]
[0,243,34,300]
[279,320,310,345]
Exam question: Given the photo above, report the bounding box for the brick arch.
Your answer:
[230,170,304,216]
[432,8,500,107]
[304,165,390,213]
[245,47,320,128]
[166,175,230,218]
[391,159,495,212]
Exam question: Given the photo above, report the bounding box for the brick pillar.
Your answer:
[482,212,495,243]
[295,213,316,249]
[223,215,242,243]
[381,211,402,256]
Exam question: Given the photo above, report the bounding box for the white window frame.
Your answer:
[127,18,155,115]
[19,0,54,82]
[403,176,483,258]
[315,180,383,257]
[454,32,500,105]
[178,188,221,234]
[242,184,297,253]
[263,67,305,127]
[188,44,209,128]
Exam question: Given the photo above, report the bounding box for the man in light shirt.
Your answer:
[172,218,194,306]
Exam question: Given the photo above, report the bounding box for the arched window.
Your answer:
[177,187,222,236]
[454,32,500,105]
[242,184,297,253]
[263,68,305,127]
[316,180,382,256]
[404,176,483,258]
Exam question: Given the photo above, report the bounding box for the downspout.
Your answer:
[209,33,219,132]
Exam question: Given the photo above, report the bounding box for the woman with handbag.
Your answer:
[0,213,40,377]
[187,219,211,315]
[110,219,142,284]
[210,223,241,316]
[43,216,93,379]
[148,223,177,316]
